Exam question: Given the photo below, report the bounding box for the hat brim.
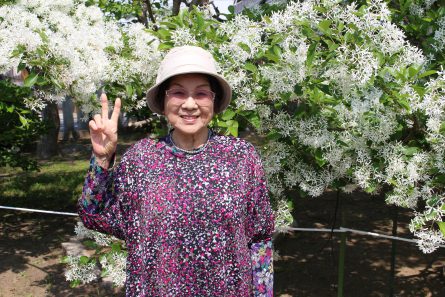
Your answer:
[146,69,232,115]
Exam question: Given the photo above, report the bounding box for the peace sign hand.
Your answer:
[89,93,121,168]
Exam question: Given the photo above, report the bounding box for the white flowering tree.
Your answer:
[0,0,162,115]
[151,0,445,253]
[2,0,445,287]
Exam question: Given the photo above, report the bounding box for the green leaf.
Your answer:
[244,62,257,73]
[101,269,110,278]
[439,122,445,133]
[306,42,317,67]
[17,62,27,71]
[125,84,133,97]
[248,114,260,129]
[23,73,39,88]
[402,146,419,156]
[437,222,445,237]
[83,240,97,249]
[227,120,238,137]
[318,20,332,33]
[408,66,420,78]
[156,28,171,39]
[79,256,89,265]
[50,77,62,89]
[19,115,28,127]
[432,174,445,185]
[216,120,227,128]
[396,98,411,111]
[158,42,174,51]
[314,149,326,167]
[111,242,121,252]
[221,109,235,121]
[272,45,282,57]
[196,12,204,30]
[418,70,437,79]
[238,42,251,53]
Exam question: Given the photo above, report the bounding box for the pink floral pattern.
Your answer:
[78,132,274,296]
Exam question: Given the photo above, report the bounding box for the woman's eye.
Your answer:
[195,91,210,99]
[171,90,186,98]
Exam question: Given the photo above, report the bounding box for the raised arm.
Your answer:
[89,93,121,169]
[77,93,126,239]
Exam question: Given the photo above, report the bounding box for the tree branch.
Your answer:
[144,0,157,24]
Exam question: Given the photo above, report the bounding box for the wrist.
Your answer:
[93,153,111,168]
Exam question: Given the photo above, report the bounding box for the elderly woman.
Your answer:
[78,46,274,296]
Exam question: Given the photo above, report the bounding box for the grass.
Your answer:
[0,159,89,212]
[0,130,147,213]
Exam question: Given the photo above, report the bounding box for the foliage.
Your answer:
[2,0,445,287]
[62,222,126,288]
[154,0,445,253]
[0,0,162,120]
[390,0,445,66]
[0,79,43,170]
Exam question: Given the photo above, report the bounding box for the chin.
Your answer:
[174,124,207,136]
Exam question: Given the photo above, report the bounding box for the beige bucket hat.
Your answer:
[146,45,232,114]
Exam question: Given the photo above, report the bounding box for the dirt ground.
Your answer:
[1,140,445,296]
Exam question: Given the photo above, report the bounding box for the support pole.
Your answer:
[338,229,346,297]
[389,206,398,297]
[337,195,346,297]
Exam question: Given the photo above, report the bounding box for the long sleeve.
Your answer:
[245,145,275,296]
[251,240,273,296]
[77,155,127,240]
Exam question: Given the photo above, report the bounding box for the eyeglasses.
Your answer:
[165,88,215,106]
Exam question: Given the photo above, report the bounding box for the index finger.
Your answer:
[110,98,121,123]
[100,93,109,120]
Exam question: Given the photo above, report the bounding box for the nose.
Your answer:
[181,95,198,110]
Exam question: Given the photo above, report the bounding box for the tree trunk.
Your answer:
[62,96,79,142]
[36,102,60,159]
[172,0,181,15]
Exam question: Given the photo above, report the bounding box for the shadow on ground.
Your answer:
[274,191,445,296]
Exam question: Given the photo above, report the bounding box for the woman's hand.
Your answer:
[89,93,121,167]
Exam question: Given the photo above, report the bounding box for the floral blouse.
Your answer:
[78,131,274,296]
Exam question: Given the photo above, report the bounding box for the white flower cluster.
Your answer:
[259,38,308,100]
[1,0,161,114]
[75,221,116,247]
[64,255,98,284]
[100,252,127,287]
[273,200,294,231]
[415,230,445,253]
[433,16,445,52]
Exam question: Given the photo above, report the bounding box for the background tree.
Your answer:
[0,77,43,170]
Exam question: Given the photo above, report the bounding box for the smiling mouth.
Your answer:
[181,115,198,119]
[180,115,199,122]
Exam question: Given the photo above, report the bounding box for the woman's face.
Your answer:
[163,73,215,138]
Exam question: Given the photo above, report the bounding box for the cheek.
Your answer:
[201,108,214,123]
[163,104,179,122]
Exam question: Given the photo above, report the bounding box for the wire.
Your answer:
[1,204,444,248]
[0,205,78,216]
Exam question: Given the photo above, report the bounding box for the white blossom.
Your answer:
[75,221,116,247]
[415,230,444,253]
[100,252,127,287]
[64,255,98,284]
